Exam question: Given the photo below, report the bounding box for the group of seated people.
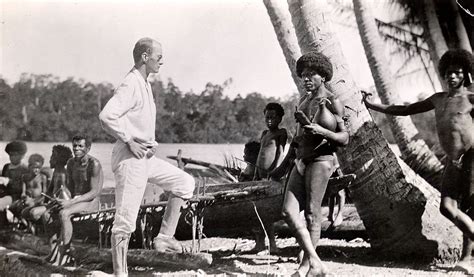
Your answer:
[0,135,104,266]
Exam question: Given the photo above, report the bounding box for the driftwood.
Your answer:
[72,244,213,270]
[0,230,212,271]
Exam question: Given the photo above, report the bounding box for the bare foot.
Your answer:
[307,264,330,277]
[293,255,310,277]
[306,257,329,277]
[452,260,472,274]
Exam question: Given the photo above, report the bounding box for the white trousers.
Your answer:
[111,142,195,234]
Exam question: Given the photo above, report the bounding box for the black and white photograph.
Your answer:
[0,0,473,275]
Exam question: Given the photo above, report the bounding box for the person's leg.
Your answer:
[29,206,47,221]
[41,209,60,263]
[454,150,473,273]
[304,160,334,275]
[327,195,335,223]
[440,160,474,240]
[54,199,99,266]
[0,195,12,211]
[111,149,149,276]
[282,167,320,276]
[333,189,346,227]
[267,223,279,254]
[250,228,266,253]
[147,157,195,252]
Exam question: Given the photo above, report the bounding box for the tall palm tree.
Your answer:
[263,0,306,97]
[395,0,471,87]
[352,0,444,189]
[286,0,461,261]
[446,0,472,51]
[422,0,448,88]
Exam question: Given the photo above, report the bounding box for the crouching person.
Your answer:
[99,37,195,276]
[42,135,104,266]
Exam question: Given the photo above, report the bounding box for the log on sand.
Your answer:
[0,230,212,271]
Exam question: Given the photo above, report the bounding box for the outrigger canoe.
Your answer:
[71,154,360,252]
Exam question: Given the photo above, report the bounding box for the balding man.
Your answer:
[100,38,195,276]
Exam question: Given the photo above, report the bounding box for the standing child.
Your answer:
[255,102,288,180]
[0,141,29,218]
[250,103,287,254]
[363,49,474,273]
[20,154,49,232]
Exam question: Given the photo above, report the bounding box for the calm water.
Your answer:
[0,142,245,188]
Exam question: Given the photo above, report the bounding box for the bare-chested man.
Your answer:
[255,102,288,180]
[42,135,103,266]
[363,49,474,274]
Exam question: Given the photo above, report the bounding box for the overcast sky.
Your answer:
[1,0,438,101]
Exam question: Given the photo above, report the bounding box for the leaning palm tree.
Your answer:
[394,0,471,87]
[263,0,306,97]
[352,0,444,189]
[286,0,461,261]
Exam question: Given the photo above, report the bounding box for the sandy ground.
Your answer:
[0,229,472,276]
[2,236,469,276]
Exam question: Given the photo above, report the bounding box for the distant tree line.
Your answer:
[0,74,297,144]
[0,73,439,149]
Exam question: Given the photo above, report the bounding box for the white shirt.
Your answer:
[99,68,157,146]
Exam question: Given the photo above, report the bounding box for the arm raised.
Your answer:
[362,91,435,115]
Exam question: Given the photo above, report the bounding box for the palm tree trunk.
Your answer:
[287,0,461,261]
[447,0,472,51]
[353,0,444,189]
[263,0,306,97]
[422,0,449,90]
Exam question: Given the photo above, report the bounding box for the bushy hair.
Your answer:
[438,49,473,78]
[244,141,261,158]
[264,102,285,117]
[52,145,72,167]
[296,51,333,81]
[5,140,27,155]
[72,134,92,148]
[28,153,44,166]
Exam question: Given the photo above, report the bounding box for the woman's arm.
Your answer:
[303,97,349,146]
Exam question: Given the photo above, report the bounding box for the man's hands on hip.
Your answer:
[126,138,157,159]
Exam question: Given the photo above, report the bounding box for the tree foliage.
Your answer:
[0,74,297,144]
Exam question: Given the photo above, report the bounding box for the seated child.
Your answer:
[239,141,260,182]
[20,154,49,233]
